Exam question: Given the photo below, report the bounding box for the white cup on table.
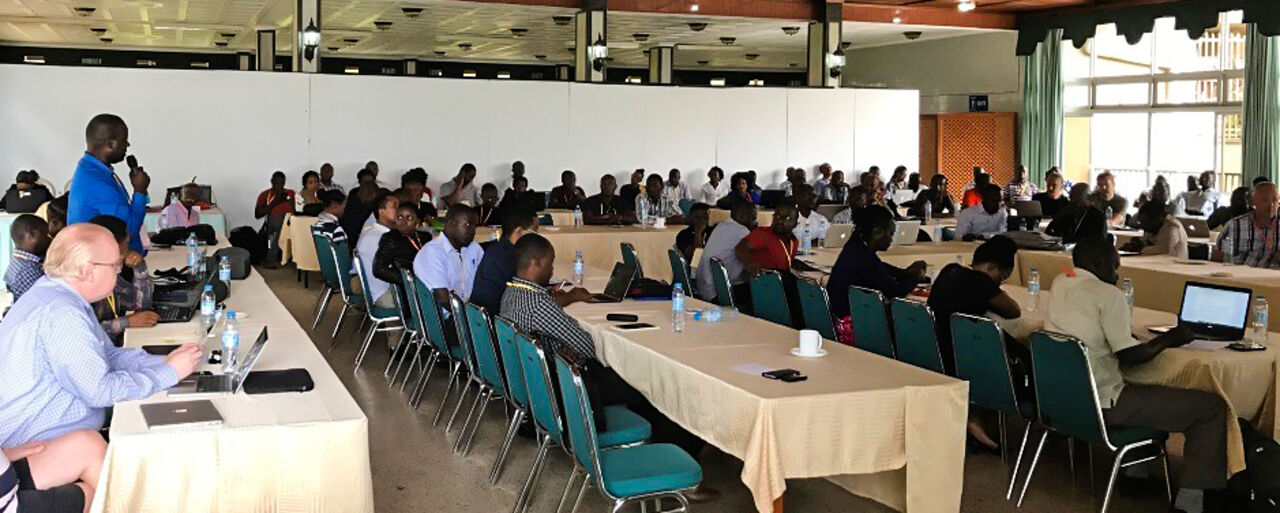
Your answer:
[798,329,823,356]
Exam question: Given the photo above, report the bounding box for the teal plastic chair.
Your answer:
[552,347,701,513]
[488,317,530,486]
[309,230,339,330]
[351,251,402,372]
[408,269,464,412]
[383,276,421,385]
[620,242,644,279]
[951,313,1037,500]
[678,199,695,216]
[667,249,693,296]
[509,333,652,513]
[393,267,432,391]
[442,294,480,434]
[749,271,792,327]
[708,258,735,309]
[889,299,946,374]
[1018,331,1171,511]
[454,302,510,456]
[326,238,366,342]
[795,278,836,340]
[846,286,896,358]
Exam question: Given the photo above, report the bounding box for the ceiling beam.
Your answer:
[842,3,1016,29]
[1018,0,1183,16]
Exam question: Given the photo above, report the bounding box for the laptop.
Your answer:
[824,224,855,249]
[1011,200,1043,218]
[891,220,922,247]
[891,189,916,206]
[140,399,224,430]
[169,327,269,396]
[1179,217,1211,238]
[1151,282,1252,341]
[154,271,228,324]
[585,263,637,303]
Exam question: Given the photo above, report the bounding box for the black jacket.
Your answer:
[373,230,431,284]
[1046,204,1107,244]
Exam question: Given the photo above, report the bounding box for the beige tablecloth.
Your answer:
[278,214,322,272]
[799,241,1024,288]
[711,208,774,227]
[998,286,1279,477]
[542,209,577,226]
[565,289,967,513]
[93,245,374,513]
[482,225,685,283]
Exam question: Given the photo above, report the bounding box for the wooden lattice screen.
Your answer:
[920,112,1017,196]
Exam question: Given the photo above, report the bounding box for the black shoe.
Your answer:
[966,435,1001,455]
[516,418,536,440]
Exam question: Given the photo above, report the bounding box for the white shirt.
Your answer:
[696,217,752,301]
[1045,268,1141,407]
[812,177,830,200]
[698,181,728,205]
[664,181,692,203]
[794,210,831,243]
[1175,189,1221,218]
[413,234,485,301]
[356,223,392,301]
[955,204,1008,240]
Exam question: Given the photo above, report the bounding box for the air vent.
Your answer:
[719,37,735,45]
[73,6,96,16]
[90,27,107,35]
[214,41,228,47]
[434,50,446,57]
[401,7,424,18]
[688,22,707,32]
[745,53,759,61]
[509,28,528,38]
[552,16,572,26]
[781,26,800,36]
[632,33,649,42]
[534,54,547,61]
[697,60,709,65]
[457,42,472,51]
[99,37,113,44]
[373,21,392,30]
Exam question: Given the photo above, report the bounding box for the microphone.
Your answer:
[125,155,139,171]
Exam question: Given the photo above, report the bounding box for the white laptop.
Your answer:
[824,224,855,249]
[892,189,916,206]
[141,400,224,430]
[1178,217,1211,238]
[169,327,269,397]
[891,220,922,247]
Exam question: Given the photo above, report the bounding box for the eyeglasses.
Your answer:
[91,259,124,272]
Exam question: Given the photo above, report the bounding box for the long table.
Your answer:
[93,245,373,512]
[480,224,685,283]
[560,263,967,513]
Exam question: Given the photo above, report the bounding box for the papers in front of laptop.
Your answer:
[1182,340,1233,351]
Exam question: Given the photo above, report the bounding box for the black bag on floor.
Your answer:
[1224,418,1280,512]
[229,226,267,265]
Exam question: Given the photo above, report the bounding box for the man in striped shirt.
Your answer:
[1215,182,1280,268]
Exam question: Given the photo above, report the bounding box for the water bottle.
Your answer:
[1121,278,1134,308]
[693,306,723,322]
[221,311,240,373]
[572,251,585,287]
[1027,268,1041,313]
[799,225,811,256]
[1251,295,1269,346]
[671,284,686,333]
[218,256,232,294]
[198,284,217,336]
[639,206,651,227]
[1104,206,1114,231]
[185,233,200,277]
[573,206,583,228]
[158,212,169,231]
[923,200,932,225]
[1222,233,1235,266]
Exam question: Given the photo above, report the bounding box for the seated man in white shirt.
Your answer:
[792,185,829,247]
[1175,170,1221,218]
[955,184,1008,242]
[1046,237,1229,512]
[355,191,399,308]
[697,167,728,205]
[413,204,485,311]
[159,183,201,229]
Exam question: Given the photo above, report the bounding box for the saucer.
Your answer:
[790,348,828,358]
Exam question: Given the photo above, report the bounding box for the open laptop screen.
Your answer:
[1179,282,1250,332]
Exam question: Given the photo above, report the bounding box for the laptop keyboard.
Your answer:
[156,306,195,323]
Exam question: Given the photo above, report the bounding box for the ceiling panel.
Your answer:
[848,0,1092,11]
[0,0,997,69]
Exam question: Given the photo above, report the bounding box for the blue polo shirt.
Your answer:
[68,153,148,253]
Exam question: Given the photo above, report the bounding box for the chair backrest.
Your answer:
[464,302,507,394]
[889,299,946,374]
[552,350,599,472]
[352,252,392,320]
[514,332,564,445]
[390,279,417,335]
[847,286,895,358]
[448,293,478,372]
[331,239,360,303]
[620,242,644,279]
[398,267,428,336]
[492,316,529,409]
[667,249,692,296]
[1029,331,1111,447]
[951,313,1022,416]
[749,271,792,327]
[708,258,735,308]
[311,231,339,289]
[409,268,452,357]
[795,277,836,340]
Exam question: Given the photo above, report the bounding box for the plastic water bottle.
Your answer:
[157,212,169,231]
[671,284,686,333]
[221,311,240,373]
[573,206,583,228]
[693,306,723,322]
[185,233,200,277]
[1121,278,1134,308]
[923,200,932,225]
[573,251,585,287]
[1104,206,1114,231]
[639,207,651,228]
[799,225,811,256]
[1222,234,1235,266]
[218,256,232,294]
[1251,295,1269,346]
[198,284,217,336]
[1027,268,1041,313]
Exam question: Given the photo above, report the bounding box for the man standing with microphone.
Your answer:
[68,113,150,254]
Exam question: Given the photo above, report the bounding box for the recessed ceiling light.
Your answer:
[552,16,572,26]
[90,27,107,34]
[719,37,735,45]
[434,50,445,57]
[709,78,726,87]
[136,59,156,67]
[626,76,642,84]
[509,28,528,38]
[958,0,976,12]
[781,26,800,36]
[688,22,707,32]
[327,46,340,51]
[99,37,113,44]
[214,41,228,47]
[401,7,424,18]
[462,70,477,78]
[497,71,511,79]
[344,66,359,74]
[23,55,45,64]
[373,21,393,30]
[190,61,209,68]
[458,42,472,51]
[748,79,764,86]
[745,53,759,61]
[73,7,96,17]
[633,33,649,42]
[535,54,547,61]
[697,60,709,65]
[689,3,699,12]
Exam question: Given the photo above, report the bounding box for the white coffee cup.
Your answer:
[798,329,823,356]
[653,217,666,229]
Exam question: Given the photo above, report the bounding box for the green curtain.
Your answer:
[1020,30,1064,185]
[1243,24,1280,184]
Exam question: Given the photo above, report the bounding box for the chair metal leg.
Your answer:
[999,412,1008,464]
[410,352,441,409]
[569,478,590,513]
[329,303,351,346]
[432,362,464,425]
[389,335,417,386]
[383,330,409,378]
[1017,431,1050,508]
[460,389,493,456]
[1068,438,1077,487]
[512,435,551,513]
[400,343,429,391]
[1160,448,1172,504]
[310,287,332,329]
[353,320,381,372]
[445,378,475,434]
[1006,423,1033,500]
[490,408,526,485]
[454,386,488,453]
[1101,445,1136,513]
[555,467,582,513]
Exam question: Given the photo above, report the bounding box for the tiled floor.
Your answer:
[261,266,1174,513]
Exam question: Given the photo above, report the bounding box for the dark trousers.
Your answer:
[1103,384,1229,490]
[731,282,753,315]
[587,361,706,459]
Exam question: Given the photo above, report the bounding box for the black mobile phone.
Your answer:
[607,313,640,323]
[1227,343,1267,352]
[762,369,800,380]
[616,322,657,331]
[142,344,181,356]
[780,374,808,383]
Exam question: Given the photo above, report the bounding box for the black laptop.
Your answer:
[1151,281,1253,341]
[586,263,637,303]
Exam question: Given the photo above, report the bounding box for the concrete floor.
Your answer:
[261,266,1175,513]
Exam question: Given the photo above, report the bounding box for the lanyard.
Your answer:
[11,252,38,263]
[407,234,423,252]
[479,207,493,225]
[455,249,469,298]
[777,237,794,262]
[506,280,544,294]
[106,294,119,318]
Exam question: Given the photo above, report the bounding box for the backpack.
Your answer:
[1225,419,1280,512]
[229,226,267,265]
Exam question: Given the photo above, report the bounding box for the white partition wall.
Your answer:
[0,63,918,227]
